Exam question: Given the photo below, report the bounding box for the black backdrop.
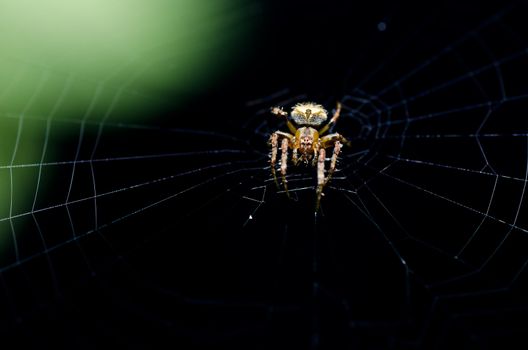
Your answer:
[4,1,528,349]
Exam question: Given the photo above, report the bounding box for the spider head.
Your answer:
[291,102,327,126]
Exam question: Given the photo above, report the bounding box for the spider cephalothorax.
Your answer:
[269,101,350,211]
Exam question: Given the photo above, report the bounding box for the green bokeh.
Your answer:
[0,0,252,257]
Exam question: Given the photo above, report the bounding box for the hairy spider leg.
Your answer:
[318,101,342,136]
[325,140,342,185]
[311,136,320,166]
[321,134,346,186]
[316,137,344,211]
[269,132,294,189]
[321,132,351,148]
[292,146,299,165]
[269,133,279,188]
[316,148,326,211]
[280,138,291,198]
[271,106,297,134]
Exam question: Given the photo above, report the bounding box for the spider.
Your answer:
[268,101,350,211]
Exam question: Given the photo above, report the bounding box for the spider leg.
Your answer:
[280,138,291,198]
[320,132,351,148]
[325,140,342,185]
[271,106,297,134]
[316,148,326,211]
[312,141,320,167]
[318,101,342,135]
[269,133,279,188]
[315,138,343,211]
[269,132,294,188]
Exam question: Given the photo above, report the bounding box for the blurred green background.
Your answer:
[0,0,254,253]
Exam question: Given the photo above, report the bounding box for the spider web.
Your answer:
[1,1,528,349]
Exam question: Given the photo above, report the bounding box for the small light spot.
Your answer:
[249,215,253,220]
[377,21,387,32]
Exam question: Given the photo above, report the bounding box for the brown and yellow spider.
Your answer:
[268,101,350,211]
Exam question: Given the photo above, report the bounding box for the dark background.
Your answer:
[3,0,528,349]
